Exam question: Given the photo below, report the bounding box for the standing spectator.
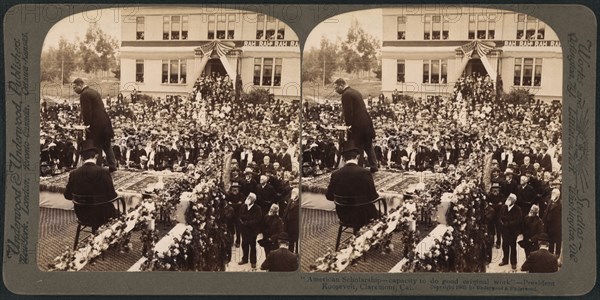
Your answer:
[498,193,522,270]
[238,193,262,269]
[486,182,505,248]
[542,188,562,259]
[520,204,544,258]
[516,175,537,220]
[282,187,299,253]
[256,174,276,215]
[225,182,245,248]
[260,204,283,257]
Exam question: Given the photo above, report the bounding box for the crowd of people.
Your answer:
[40,74,300,178]
[303,74,563,272]
[41,74,301,271]
[302,75,561,178]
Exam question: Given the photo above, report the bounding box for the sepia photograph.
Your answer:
[37,6,301,272]
[300,6,563,273]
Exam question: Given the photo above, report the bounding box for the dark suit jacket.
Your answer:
[79,86,114,141]
[522,215,544,241]
[241,178,258,197]
[260,247,299,272]
[539,154,552,172]
[499,205,522,235]
[521,248,558,273]
[326,163,379,228]
[341,87,375,142]
[239,203,263,235]
[64,162,118,228]
[542,201,562,241]
[256,183,277,211]
[282,200,299,241]
[516,184,537,211]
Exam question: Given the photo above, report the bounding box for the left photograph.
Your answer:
[38,6,301,272]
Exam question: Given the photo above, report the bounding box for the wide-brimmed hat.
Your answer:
[78,139,99,155]
[491,182,501,189]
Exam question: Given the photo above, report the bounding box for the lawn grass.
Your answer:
[302,73,382,103]
[40,73,121,102]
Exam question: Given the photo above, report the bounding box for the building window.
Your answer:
[182,16,189,40]
[517,14,545,40]
[397,60,405,83]
[162,59,187,84]
[423,59,447,84]
[397,16,406,40]
[136,17,144,40]
[514,58,542,86]
[208,14,236,40]
[468,14,496,39]
[136,60,144,83]
[256,14,285,40]
[424,15,448,40]
[253,58,282,86]
[163,15,188,40]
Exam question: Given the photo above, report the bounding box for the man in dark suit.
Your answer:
[256,174,276,215]
[542,188,562,259]
[260,232,299,272]
[238,192,263,269]
[516,175,537,219]
[521,233,559,273]
[225,182,245,248]
[282,188,299,253]
[498,193,523,270]
[487,181,506,248]
[538,145,552,172]
[72,78,117,172]
[334,78,378,172]
[326,142,379,232]
[64,139,118,231]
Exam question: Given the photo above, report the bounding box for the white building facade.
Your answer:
[120,7,301,99]
[381,6,563,101]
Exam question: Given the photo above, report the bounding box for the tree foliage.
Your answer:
[79,23,119,74]
[40,37,78,83]
[340,18,380,76]
[302,37,339,84]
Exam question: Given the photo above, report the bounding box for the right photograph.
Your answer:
[301,6,563,273]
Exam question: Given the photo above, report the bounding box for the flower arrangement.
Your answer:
[309,203,417,272]
[402,173,491,273]
[140,178,231,271]
[156,177,193,225]
[49,198,156,271]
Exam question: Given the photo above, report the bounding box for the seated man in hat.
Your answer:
[326,141,380,232]
[64,139,119,231]
[521,233,559,273]
[260,232,299,272]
